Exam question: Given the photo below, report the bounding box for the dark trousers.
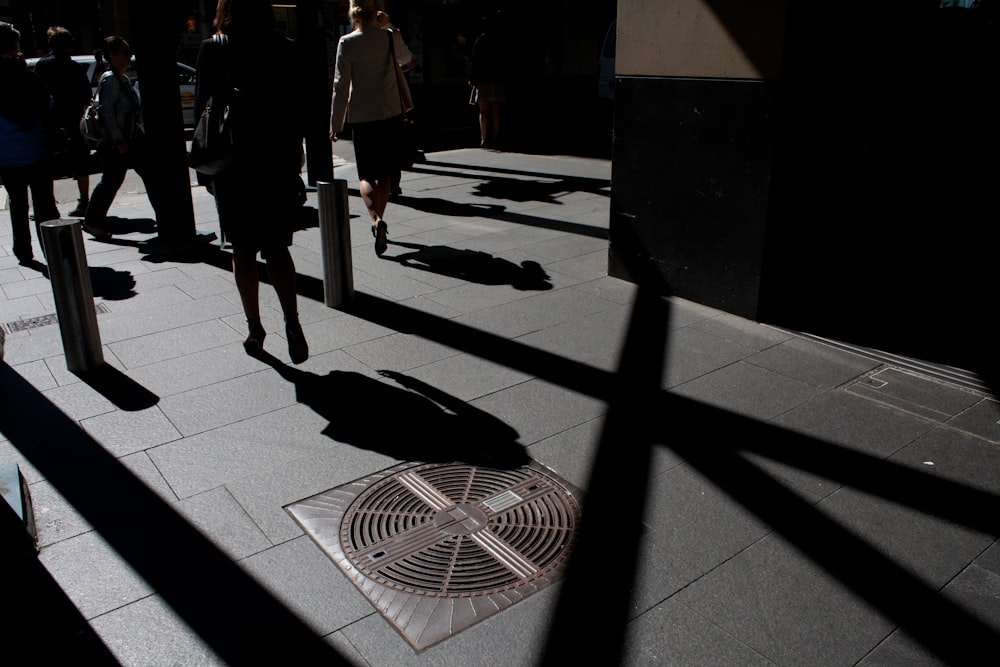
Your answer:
[0,160,60,260]
[85,139,158,228]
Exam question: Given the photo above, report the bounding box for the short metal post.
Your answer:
[40,220,104,372]
[317,180,354,308]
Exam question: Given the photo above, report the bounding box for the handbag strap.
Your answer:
[386,30,406,114]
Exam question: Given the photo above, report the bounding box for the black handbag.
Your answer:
[188,35,236,176]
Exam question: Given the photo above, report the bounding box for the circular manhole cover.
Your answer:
[340,462,580,597]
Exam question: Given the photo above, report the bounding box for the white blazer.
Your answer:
[330,27,414,132]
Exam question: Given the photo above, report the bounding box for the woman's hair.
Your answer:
[349,0,378,29]
[213,0,277,35]
[101,35,130,60]
[46,26,74,53]
[0,21,21,54]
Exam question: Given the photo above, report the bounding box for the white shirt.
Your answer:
[330,28,413,132]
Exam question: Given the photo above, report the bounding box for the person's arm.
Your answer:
[329,39,351,139]
[97,73,128,147]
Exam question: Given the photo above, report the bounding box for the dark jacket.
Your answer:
[0,56,52,167]
[33,51,91,131]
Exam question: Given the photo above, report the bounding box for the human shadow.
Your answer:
[387,240,552,291]
[100,216,158,236]
[383,193,505,219]
[256,352,529,469]
[88,266,137,300]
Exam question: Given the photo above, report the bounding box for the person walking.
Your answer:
[195,0,309,364]
[82,35,162,239]
[468,12,509,149]
[33,25,92,217]
[329,0,416,257]
[0,22,61,264]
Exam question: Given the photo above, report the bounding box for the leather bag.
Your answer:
[188,34,237,176]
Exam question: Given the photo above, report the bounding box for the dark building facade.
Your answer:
[609,0,999,383]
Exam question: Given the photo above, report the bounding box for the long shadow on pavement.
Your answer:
[0,365,350,665]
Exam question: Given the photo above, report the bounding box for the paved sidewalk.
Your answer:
[1,147,999,665]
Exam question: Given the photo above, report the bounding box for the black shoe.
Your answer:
[81,224,111,241]
[68,199,89,217]
[373,220,388,257]
[243,319,266,356]
[286,318,308,365]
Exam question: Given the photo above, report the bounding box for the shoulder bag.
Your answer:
[188,34,238,176]
[387,30,418,170]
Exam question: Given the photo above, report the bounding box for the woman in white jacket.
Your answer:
[329,0,415,257]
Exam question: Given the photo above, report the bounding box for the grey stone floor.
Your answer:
[1,147,999,665]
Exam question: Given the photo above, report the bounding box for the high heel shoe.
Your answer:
[285,317,309,365]
[244,318,266,355]
[373,219,388,257]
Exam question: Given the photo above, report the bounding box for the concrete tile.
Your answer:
[343,332,461,372]
[239,536,374,637]
[108,318,243,369]
[545,248,611,281]
[622,598,776,667]
[0,293,49,321]
[157,368,298,436]
[41,380,117,422]
[124,342,270,397]
[761,390,935,498]
[89,595,224,666]
[662,326,756,388]
[453,286,619,339]
[340,583,560,666]
[946,396,1000,443]
[226,446,396,544]
[469,377,607,446]
[38,529,155,619]
[8,358,58,391]
[148,404,334,498]
[889,424,1000,495]
[294,312,394,356]
[644,463,774,575]
[174,486,273,560]
[81,406,182,458]
[97,294,242,345]
[2,275,52,299]
[30,478,93,547]
[671,361,824,422]
[0,326,65,365]
[404,352,533,402]
[747,336,882,389]
[844,366,982,423]
[691,312,797,351]
[514,305,631,364]
[674,533,895,667]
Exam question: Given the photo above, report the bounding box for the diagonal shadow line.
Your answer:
[0,365,349,665]
[414,159,612,197]
[542,287,669,664]
[199,230,998,662]
[331,290,1000,536]
[352,188,610,240]
[662,396,1000,664]
[727,409,1000,534]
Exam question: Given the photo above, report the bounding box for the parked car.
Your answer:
[26,54,198,128]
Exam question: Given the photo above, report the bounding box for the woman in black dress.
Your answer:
[196,0,308,364]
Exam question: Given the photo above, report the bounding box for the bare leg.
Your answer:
[232,246,261,322]
[359,178,390,225]
[263,245,299,320]
[491,102,502,144]
[478,100,490,146]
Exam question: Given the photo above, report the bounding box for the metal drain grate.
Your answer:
[3,304,110,335]
[287,460,583,651]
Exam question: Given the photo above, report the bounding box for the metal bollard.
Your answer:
[40,220,104,372]
[317,180,354,308]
